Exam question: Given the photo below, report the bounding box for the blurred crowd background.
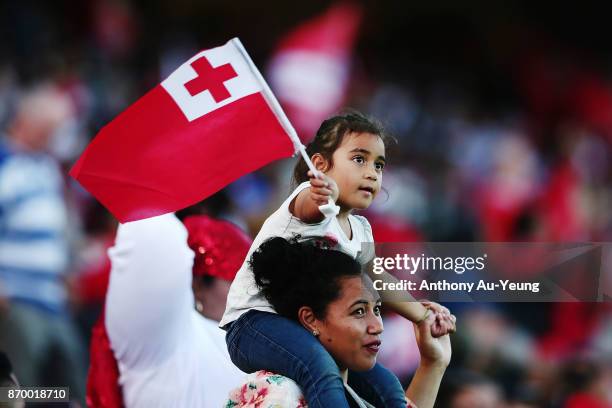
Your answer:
[1,1,611,407]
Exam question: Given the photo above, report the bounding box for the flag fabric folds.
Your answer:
[268,2,362,141]
[71,38,298,223]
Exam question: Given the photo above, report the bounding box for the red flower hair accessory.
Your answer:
[183,215,252,281]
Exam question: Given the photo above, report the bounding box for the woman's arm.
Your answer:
[404,312,452,408]
[105,214,195,367]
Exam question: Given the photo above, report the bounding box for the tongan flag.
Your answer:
[268,2,362,141]
[71,38,299,223]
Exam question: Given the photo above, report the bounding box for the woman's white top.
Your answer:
[105,214,245,407]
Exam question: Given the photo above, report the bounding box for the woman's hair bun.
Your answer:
[250,236,361,319]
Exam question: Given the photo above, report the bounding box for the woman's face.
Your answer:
[316,275,383,372]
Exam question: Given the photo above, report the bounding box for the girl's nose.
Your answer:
[364,167,377,180]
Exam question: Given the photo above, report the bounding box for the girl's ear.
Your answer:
[298,306,319,333]
[311,153,329,173]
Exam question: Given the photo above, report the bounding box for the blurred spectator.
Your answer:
[87,213,250,407]
[0,83,86,402]
[437,370,504,408]
[561,359,612,408]
[0,351,24,408]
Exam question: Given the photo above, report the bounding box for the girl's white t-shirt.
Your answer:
[220,182,375,328]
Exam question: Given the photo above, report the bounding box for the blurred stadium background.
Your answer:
[0,1,611,407]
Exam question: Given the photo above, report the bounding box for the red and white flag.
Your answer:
[71,38,301,223]
[268,2,362,141]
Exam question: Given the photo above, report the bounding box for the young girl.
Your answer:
[221,112,455,408]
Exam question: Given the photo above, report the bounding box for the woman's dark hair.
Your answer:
[292,111,392,187]
[250,236,362,320]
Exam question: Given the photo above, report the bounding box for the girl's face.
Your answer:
[315,275,383,372]
[325,132,385,210]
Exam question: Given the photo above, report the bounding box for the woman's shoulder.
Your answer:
[226,370,308,408]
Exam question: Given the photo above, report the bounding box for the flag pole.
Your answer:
[232,38,339,216]
[231,38,319,177]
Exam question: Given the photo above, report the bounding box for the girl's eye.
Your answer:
[374,305,382,316]
[353,308,365,316]
[352,156,365,165]
[375,162,385,171]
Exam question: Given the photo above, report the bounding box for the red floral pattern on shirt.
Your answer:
[226,371,416,408]
[226,371,307,408]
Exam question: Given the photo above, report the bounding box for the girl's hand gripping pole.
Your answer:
[297,145,340,218]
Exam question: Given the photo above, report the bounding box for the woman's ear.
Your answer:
[298,306,318,333]
[311,153,329,173]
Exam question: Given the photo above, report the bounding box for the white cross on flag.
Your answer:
[71,38,300,223]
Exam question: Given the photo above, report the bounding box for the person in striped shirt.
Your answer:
[0,83,86,403]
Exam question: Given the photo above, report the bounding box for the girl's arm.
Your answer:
[289,172,339,223]
[366,268,456,336]
[387,299,455,337]
[405,312,452,408]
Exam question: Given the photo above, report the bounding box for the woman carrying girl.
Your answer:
[227,236,451,408]
[221,112,455,408]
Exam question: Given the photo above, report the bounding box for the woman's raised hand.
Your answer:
[406,310,452,408]
[420,301,456,337]
[413,310,452,369]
